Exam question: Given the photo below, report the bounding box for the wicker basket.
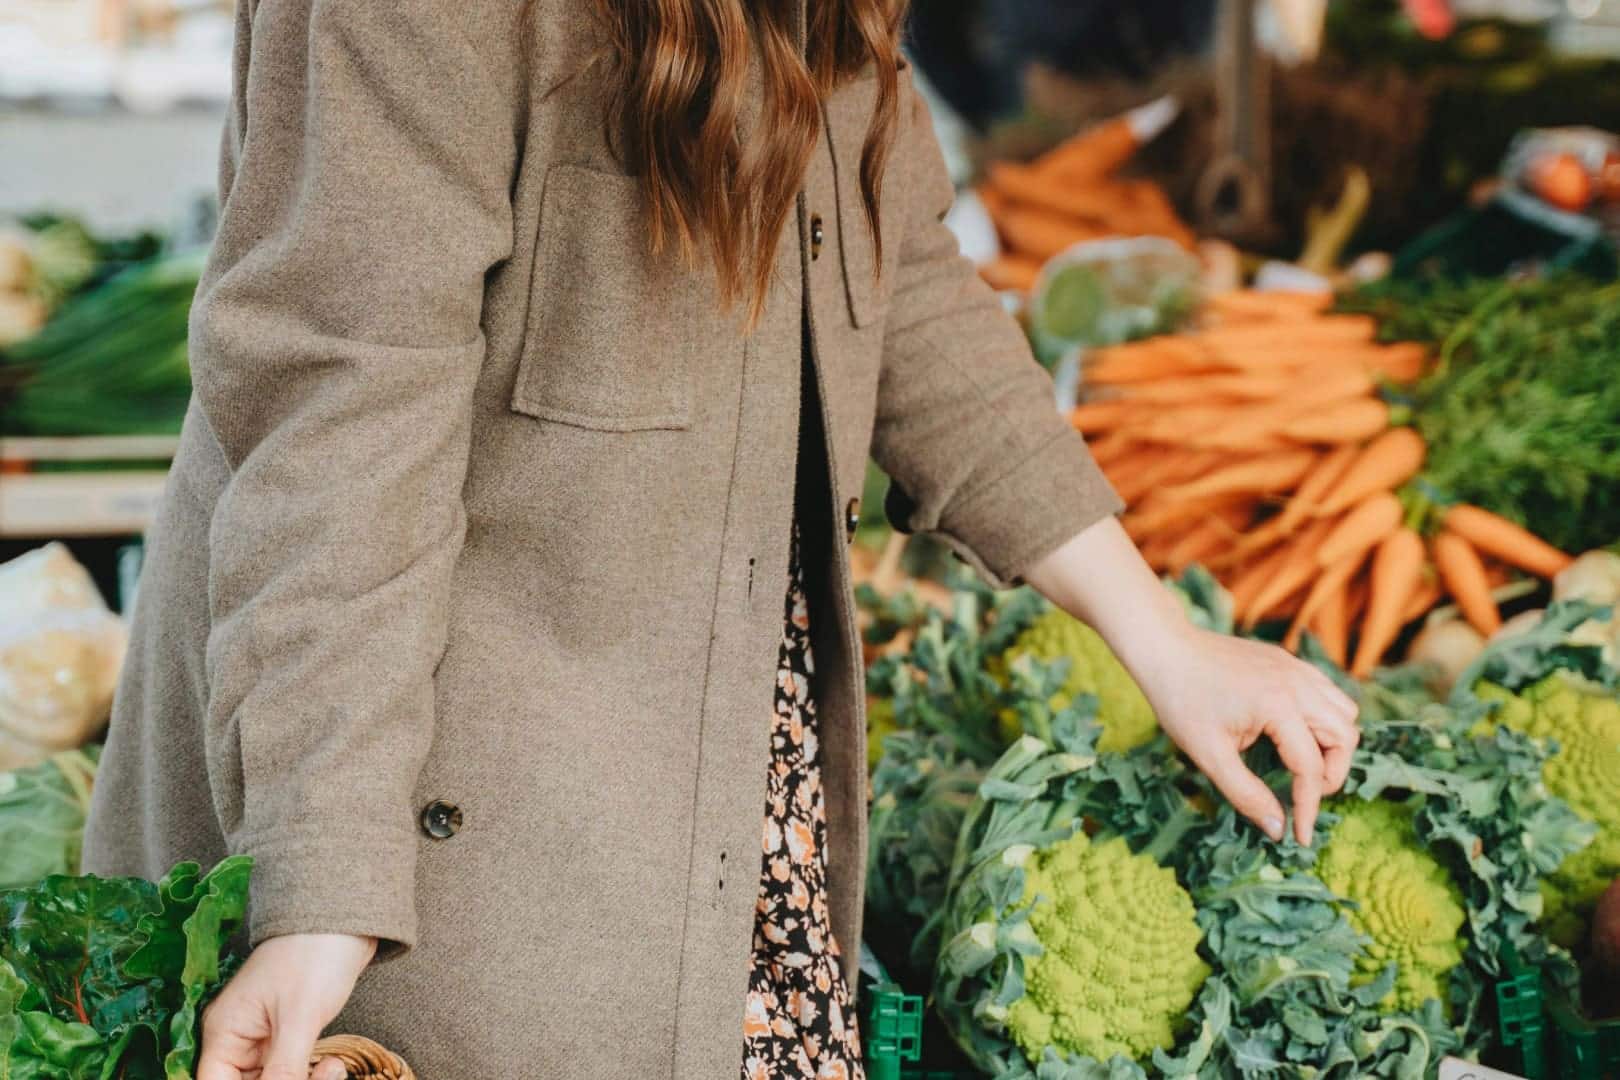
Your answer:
[311,1035,415,1080]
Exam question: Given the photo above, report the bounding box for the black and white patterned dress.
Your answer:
[739,524,865,1080]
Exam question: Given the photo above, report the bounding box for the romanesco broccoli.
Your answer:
[1316,800,1466,1013]
[1000,609,1157,752]
[1477,674,1620,946]
[1002,831,1209,1065]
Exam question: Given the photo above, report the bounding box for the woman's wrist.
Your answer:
[1024,516,1198,694]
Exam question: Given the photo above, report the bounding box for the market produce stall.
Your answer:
[5,1,1620,1077]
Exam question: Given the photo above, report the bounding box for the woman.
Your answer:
[82,0,1359,1077]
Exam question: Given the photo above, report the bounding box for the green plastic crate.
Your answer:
[1497,945,1550,1079]
[1496,942,1620,1080]
[862,984,923,1080]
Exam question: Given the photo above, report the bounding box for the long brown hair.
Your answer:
[589,0,909,320]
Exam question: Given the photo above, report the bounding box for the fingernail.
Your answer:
[1264,816,1284,842]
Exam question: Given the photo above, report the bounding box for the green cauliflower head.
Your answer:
[1316,800,1467,1013]
[1000,609,1158,752]
[1476,674,1620,946]
[1002,831,1208,1064]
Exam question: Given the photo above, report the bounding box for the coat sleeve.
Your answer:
[870,82,1123,588]
[189,0,522,953]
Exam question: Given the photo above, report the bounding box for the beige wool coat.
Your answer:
[81,0,1121,1076]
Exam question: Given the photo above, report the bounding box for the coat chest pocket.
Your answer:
[512,164,714,432]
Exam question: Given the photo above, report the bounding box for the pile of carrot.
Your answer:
[1075,289,1578,677]
[977,116,1196,295]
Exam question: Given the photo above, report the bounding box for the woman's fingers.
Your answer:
[1191,741,1288,842]
[1267,709,1327,845]
[261,1008,325,1080]
[197,998,263,1080]
[1300,665,1361,792]
[312,1057,349,1080]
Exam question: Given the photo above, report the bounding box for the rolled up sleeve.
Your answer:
[871,83,1122,588]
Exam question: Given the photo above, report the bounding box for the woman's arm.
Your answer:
[871,83,1358,842]
[196,0,520,954]
[871,80,1122,589]
[188,0,523,1075]
[1024,517,1359,845]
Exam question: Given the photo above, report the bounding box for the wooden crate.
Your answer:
[0,435,178,538]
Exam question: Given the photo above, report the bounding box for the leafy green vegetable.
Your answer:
[998,609,1158,753]
[867,572,1600,1077]
[1314,800,1466,1012]
[0,749,98,891]
[1,250,204,436]
[0,857,251,1079]
[1472,667,1620,949]
[862,584,1047,990]
[1340,274,1620,552]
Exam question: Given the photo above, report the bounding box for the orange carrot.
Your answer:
[1441,504,1574,579]
[1347,578,1371,623]
[1350,528,1427,678]
[1175,371,1377,450]
[1140,533,1181,572]
[980,254,1043,293]
[1400,572,1443,625]
[1102,371,1298,405]
[1124,493,1246,540]
[986,165,1140,225]
[1159,450,1318,503]
[1165,518,1231,574]
[1361,342,1429,383]
[998,205,1112,262]
[1085,339,1214,384]
[1244,517,1338,628]
[1087,429,1137,467]
[1218,445,1360,567]
[1276,398,1392,445]
[1229,544,1292,622]
[1125,407,1248,446]
[1071,399,1140,435]
[1316,492,1404,568]
[1313,575,1353,666]
[1035,117,1140,183]
[1100,449,1159,493]
[1191,314,1378,352]
[1164,500,1257,572]
[1314,428,1427,517]
[1432,532,1504,635]
[1204,290,1332,321]
[1111,449,1225,505]
[977,183,1012,222]
[1285,548,1369,651]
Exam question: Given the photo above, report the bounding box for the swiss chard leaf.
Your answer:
[0,873,166,1031]
[0,858,252,1080]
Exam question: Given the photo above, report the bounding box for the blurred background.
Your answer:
[3,0,1620,604]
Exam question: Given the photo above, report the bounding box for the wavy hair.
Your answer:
[588,0,909,321]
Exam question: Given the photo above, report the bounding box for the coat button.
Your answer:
[810,214,825,260]
[845,496,861,540]
[420,800,462,840]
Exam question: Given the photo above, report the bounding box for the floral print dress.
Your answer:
[740,524,865,1080]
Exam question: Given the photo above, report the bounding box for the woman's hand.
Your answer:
[1025,517,1360,846]
[1135,623,1359,845]
[198,932,377,1080]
